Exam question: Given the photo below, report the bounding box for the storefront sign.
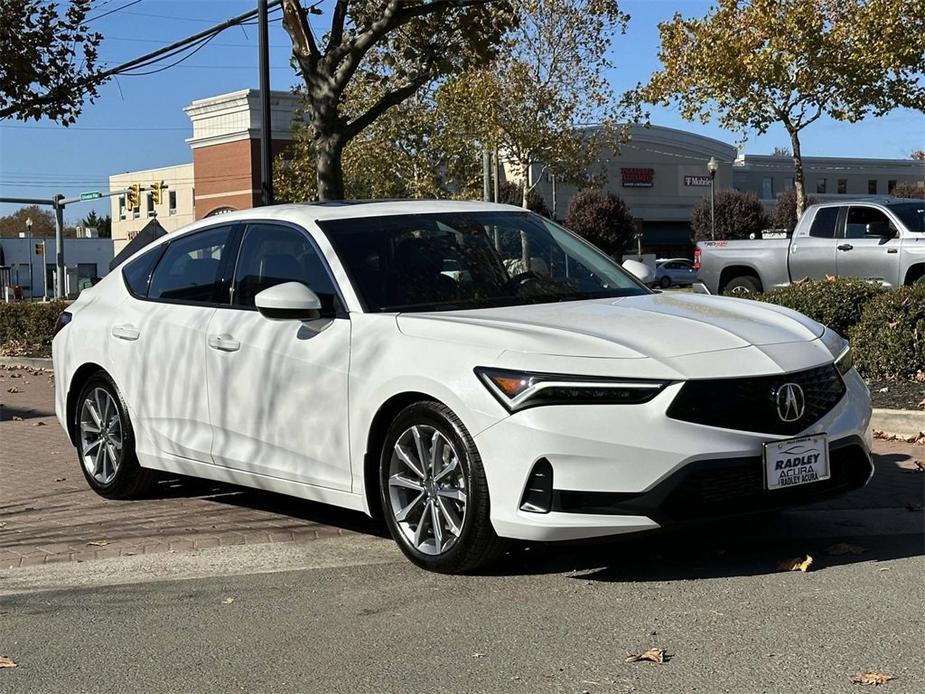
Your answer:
[684,175,712,187]
[621,168,654,188]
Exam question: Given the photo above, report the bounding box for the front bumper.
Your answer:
[474,368,873,542]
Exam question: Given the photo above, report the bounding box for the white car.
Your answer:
[654,258,698,288]
[53,201,873,573]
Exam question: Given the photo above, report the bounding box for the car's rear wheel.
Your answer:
[75,373,156,499]
[724,275,762,295]
[659,276,672,289]
[379,401,505,573]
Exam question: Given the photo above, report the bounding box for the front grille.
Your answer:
[666,364,846,435]
[660,442,872,522]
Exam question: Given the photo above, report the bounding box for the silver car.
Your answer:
[655,258,697,288]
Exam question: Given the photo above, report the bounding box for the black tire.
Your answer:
[379,401,506,573]
[724,275,762,295]
[74,372,156,499]
[659,276,672,289]
[914,274,925,285]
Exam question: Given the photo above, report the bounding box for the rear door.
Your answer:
[788,206,840,281]
[115,224,235,461]
[204,221,352,491]
[836,205,902,286]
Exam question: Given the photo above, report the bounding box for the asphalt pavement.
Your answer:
[2,497,923,694]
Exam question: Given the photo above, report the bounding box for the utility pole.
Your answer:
[482,149,491,202]
[258,0,273,206]
[53,194,65,299]
[492,148,500,203]
[25,217,34,299]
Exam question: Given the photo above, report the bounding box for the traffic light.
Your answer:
[151,180,162,206]
[127,183,141,210]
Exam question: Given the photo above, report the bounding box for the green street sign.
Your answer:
[79,191,102,201]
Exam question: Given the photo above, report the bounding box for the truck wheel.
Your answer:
[724,276,762,295]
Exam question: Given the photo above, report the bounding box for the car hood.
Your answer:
[396,293,825,367]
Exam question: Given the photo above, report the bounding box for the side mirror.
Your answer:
[255,282,322,321]
[622,259,655,284]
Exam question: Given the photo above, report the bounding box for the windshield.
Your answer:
[888,201,924,233]
[320,211,649,312]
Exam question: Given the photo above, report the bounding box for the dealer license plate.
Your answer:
[763,434,830,491]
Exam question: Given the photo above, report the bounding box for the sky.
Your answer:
[1,0,923,224]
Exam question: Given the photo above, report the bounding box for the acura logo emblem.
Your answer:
[774,383,805,422]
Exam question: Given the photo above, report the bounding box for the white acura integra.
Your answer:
[53,201,873,572]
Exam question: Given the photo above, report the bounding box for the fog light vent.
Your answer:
[520,459,553,513]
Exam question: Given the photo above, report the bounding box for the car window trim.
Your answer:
[121,242,168,299]
[222,219,349,319]
[136,223,239,308]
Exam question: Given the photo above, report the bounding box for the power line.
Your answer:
[87,0,143,23]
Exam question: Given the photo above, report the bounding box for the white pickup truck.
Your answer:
[695,198,925,294]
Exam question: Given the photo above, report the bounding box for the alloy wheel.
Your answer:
[79,387,123,485]
[387,425,468,556]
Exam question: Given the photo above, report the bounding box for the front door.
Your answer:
[205,222,352,491]
[115,225,234,461]
[836,206,902,286]
[788,206,839,281]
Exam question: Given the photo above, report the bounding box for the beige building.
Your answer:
[109,163,196,255]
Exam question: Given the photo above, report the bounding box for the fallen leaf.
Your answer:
[222,597,235,604]
[11,416,22,421]
[877,567,891,572]
[0,522,6,528]
[849,671,894,686]
[33,421,46,427]
[471,652,486,658]
[6,387,19,393]
[906,503,923,512]
[900,460,925,473]
[86,540,109,547]
[0,656,16,668]
[778,555,814,572]
[625,647,667,664]
[826,543,866,556]
[54,477,66,482]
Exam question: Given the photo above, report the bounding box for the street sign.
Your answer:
[80,191,102,201]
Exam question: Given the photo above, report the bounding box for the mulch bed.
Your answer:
[868,379,925,411]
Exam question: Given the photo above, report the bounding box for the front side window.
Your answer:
[845,207,892,238]
[808,207,839,239]
[232,223,338,313]
[320,211,649,313]
[887,202,924,233]
[148,226,231,303]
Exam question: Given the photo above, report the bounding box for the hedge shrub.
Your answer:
[0,300,70,352]
[849,284,925,380]
[755,277,886,336]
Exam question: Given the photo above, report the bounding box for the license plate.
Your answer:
[763,434,830,491]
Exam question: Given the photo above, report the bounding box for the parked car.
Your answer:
[695,198,925,294]
[654,258,697,288]
[53,201,873,573]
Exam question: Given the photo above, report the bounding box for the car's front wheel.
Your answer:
[75,373,156,499]
[379,401,505,573]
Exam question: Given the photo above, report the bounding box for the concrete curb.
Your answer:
[0,356,53,370]
[871,408,925,438]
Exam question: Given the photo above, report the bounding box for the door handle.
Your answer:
[208,334,240,352]
[837,244,853,251]
[111,324,140,341]
[886,248,898,254]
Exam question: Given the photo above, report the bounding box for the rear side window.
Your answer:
[808,207,839,238]
[122,245,165,298]
[148,226,231,304]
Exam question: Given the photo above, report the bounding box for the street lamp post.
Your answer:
[707,156,718,240]
[25,217,33,299]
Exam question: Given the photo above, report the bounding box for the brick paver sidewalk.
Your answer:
[0,365,380,569]
[1,364,922,569]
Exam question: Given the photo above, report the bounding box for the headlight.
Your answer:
[834,345,853,376]
[475,367,669,412]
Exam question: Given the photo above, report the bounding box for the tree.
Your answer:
[772,187,817,232]
[892,183,925,199]
[771,146,791,157]
[280,0,512,200]
[0,0,104,124]
[0,205,55,238]
[439,0,630,208]
[497,181,551,217]
[633,0,925,220]
[911,150,925,161]
[564,190,635,257]
[690,190,769,242]
[79,210,111,237]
